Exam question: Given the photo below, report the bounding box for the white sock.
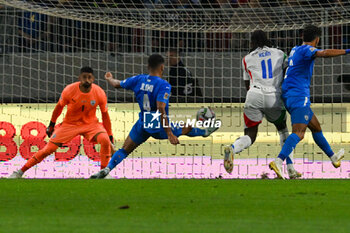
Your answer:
[278,128,295,170]
[232,135,252,154]
[275,157,283,166]
[278,128,289,146]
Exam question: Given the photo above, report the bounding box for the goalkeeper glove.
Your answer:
[109,135,114,144]
[46,121,55,138]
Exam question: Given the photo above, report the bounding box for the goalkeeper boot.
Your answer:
[90,167,110,179]
[203,120,221,137]
[223,145,234,174]
[269,158,285,180]
[8,170,23,179]
[287,168,302,179]
[330,148,345,168]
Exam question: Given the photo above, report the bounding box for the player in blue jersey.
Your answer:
[269,25,349,179]
[90,54,220,179]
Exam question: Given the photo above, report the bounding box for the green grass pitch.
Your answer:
[0,179,349,233]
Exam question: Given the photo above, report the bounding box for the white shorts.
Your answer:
[243,87,285,128]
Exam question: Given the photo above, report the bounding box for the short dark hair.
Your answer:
[251,30,271,51]
[148,54,165,70]
[303,25,321,42]
[80,66,93,74]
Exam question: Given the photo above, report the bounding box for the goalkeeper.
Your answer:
[9,67,114,178]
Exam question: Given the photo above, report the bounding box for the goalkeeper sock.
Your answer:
[278,133,300,161]
[96,133,111,169]
[187,128,206,137]
[278,128,293,165]
[312,131,334,157]
[107,148,128,170]
[21,142,58,173]
[232,135,252,154]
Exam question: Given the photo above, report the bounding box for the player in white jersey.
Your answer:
[223,30,301,179]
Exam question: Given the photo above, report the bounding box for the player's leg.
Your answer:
[181,123,220,138]
[308,114,344,168]
[223,125,258,174]
[9,123,79,178]
[94,132,111,169]
[269,122,307,179]
[85,123,113,170]
[223,90,263,174]
[269,96,313,179]
[90,120,149,179]
[182,125,205,136]
[273,118,301,179]
[223,126,258,174]
[90,136,141,179]
[9,142,60,178]
[233,126,258,153]
[266,104,301,179]
[107,135,140,171]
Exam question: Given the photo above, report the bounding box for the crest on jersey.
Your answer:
[310,47,316,52]
[90,100,96,106]
[304,115,309,121]
[164,93,169,100]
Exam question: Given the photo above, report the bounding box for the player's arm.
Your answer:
[99,91,114,143]
[46,93,67,137]
[105,72,122,88]
[244,81,250,91]
[315,49,350,58]
[157,101,179,145]
[242,57,250,91]
[101,111,113,143]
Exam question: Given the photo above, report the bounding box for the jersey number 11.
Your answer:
[261,59,273,79]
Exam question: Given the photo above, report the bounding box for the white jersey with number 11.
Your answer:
[242,46,287,92]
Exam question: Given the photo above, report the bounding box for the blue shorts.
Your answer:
[282,95,314,125]
[129,119,183,145]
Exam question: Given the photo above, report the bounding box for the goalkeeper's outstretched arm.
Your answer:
[105,72,122,88]
[46,101,65,137]
[315,49,350,58]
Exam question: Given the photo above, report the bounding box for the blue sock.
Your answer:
[187,128,206,137]
[312,131,334,157]
[278,133,300,161]
[107,148,128,170]
[286,157,293,165]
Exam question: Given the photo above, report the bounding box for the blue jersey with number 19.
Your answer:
[120,74,171,121]
[282,45,321,97]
